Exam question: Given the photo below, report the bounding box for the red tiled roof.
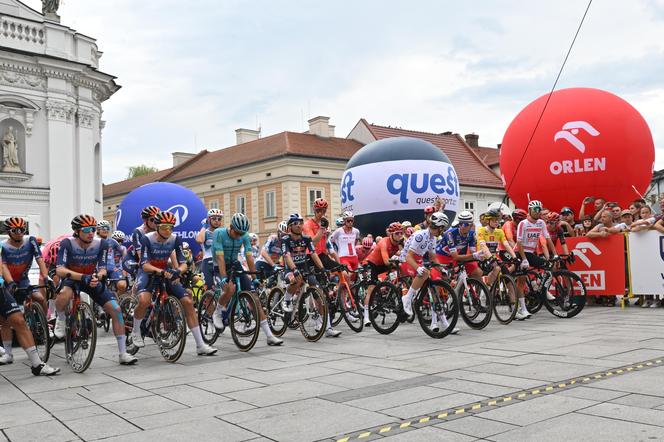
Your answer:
[364,121,503,189]
[473,146,501,167]
[103,132,363,198]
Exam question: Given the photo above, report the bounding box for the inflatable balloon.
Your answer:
[340,137,459,236]
[115,182,207,254]
[500,88,654,211]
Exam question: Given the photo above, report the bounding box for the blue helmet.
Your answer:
[230,213,250,233]
[287,213,304,226]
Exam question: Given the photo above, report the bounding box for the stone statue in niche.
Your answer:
[2,126,22,172]
[42,0,60,14]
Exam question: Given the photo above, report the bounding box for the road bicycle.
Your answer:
[411,263,459,338]
[56,274,97,373]
[10,282,52,362]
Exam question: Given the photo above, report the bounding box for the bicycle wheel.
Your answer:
[26,303,50,363]
[229,291,260,352]
[298,287,327,342]
[368,281,401,335]
[524,271,543,314]
[339,283,363,333]
[415,280,459,338]
[327,285,343,327]
[543,270,587,318]
[399,276,416,323]
[266,287,289,337]
[152,296,187,362]
[120,296,139,355]
[458,277,492,330]
[492,274,518,325]
[65,302,97,373]
[197,290,220,345]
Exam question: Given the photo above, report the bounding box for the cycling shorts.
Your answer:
[367,262,389,283]
[339,255,359,271]
[134,271,186,299]
[524,252,547,270]
[436,254,480,276]
[0,289,21,318]
[62,279,116,306]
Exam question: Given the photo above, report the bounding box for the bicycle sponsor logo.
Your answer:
[550,121,606,176]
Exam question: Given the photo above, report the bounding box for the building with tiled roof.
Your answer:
[103,117,363,239]
[463,133,501,176]
[347,119,508,216]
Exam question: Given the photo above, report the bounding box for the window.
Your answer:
[209,199,219,210]
[236,195,246,214]
[464,201,474,214]
[265,191,276,218]
[307,188,323,215]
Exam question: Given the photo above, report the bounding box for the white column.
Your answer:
[76,107,96,216]
[251,186,259,233]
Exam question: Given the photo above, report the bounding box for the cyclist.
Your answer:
[282,213,341,337]
[130,211,217,356]
[330,211,361,272]
[543,212,570,256]
[303,198,337,270]
[97,222,127,296]
[436,211,485,279]
[249,233,260,258]
[131,205,160,260]
[364,222,404,326]
[516,200,559,318]
[109,230,129,295]
[356,237,373,262]
[55,215,137,365]
[211,213,283,346]
[400,212,458,333]
[502,209,527,250]
[255,221,288,277]
[413,206,435,231]
[196,208,223,291]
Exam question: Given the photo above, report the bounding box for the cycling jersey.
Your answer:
[56,237,108,275]
[330,227,360,258]
[139,232,185,269]
[212,227,252,267]
[106,237,125,272]
[131,224,150,258]
[436,228,477,257]
[499,220,517,251]
[400,229,436,261]
[303,218,328,255]
[202,229,214,259]
[251,244,260,258]
[516,218,549,253]
[547,226,567,246]
[356,245,372,262]
[256,234,284,264]
[281,234,315,267]
[1,236,42,281]
[476,226,506,254]
[366,237,400,267]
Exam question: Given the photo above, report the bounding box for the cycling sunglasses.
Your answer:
[209,216,222,222]
[459,222,472,227]
[531,207,542,212]
[9,227,26,235]
[159,224,175,230]
[80,226,96,234]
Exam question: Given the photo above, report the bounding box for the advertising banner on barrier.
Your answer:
[627,231,664,295]
[556,235,625,296]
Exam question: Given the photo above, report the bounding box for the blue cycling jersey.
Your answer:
[436,227,477,257]
[212,227,251,266]
[106,237,125,272]
[139,232,185,269]
[1,236,42,281]
[56,237,108,275]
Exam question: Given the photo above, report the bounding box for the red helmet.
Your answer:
[155,211,177,225]
[313,198,328,210]
[387,222,403,234]
[362,237,373,248]
[405,227,414,236]
[4,217,26,230]
[71,214,97,231]
[141,205,161,219]
[546,212,561,223]
[512,209,527,223]
[424,206,435,215]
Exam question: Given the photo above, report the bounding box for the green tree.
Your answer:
[127,164,158,179]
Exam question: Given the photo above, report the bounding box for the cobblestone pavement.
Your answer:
[2,304,664,441]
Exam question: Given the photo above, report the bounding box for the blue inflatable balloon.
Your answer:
[115,182,207,255]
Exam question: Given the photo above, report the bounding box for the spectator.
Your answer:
[653,200,664,234]
[630,206,656,232]
[587,210,624,238]
[593,201,619,223]
[616,209,634,230]
[579,196,605,220]
[560,207,576,237]
[576,215,594,236]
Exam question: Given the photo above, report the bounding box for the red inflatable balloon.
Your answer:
[501,88,654,212]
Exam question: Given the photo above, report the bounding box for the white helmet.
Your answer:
[430,211,450,228]
[111,230,125,241]
[342,211,354,219]
[207,208,223,218]
[457,211,474,223]
[96,220,111,230]
[528,200,543,211]
[249,233,258,241]
[278,221,288,234]
[401,220,412,228]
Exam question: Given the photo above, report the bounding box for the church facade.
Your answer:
[0,0,118,237]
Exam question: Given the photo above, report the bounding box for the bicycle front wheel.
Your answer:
[266,287,288,337]
[543,270,587,318]
[197,290,221,345]
[458,277,493,330]
[368,281,401,335]
[230,291,260,352]
[492,274,518,325]
[298,287,327,342]
[153,296,187,362]
[26,303,50,363]
[65,302,97,373]
[339,283,363,333]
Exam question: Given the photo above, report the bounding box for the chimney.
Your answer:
[172,151,195,167]
[328,124,335,137]
[497,143,502,150]
[308,116,331,138]
[235,128,261,145]
[465,133,479,148]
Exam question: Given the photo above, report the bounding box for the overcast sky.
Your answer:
[24,0,664,183]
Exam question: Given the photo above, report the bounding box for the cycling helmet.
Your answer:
[97,220,111,230]
[456,210,474,223]
[4,217,26,230]
[528,200,543,210]
[405,227,414,236]
[424,205,435,215]
[71,214,97,231]
[230,213,250,233]
[155,211,177,225]
[141,205,160,219]
[313,198,328,210]
[485,209,501,220]
[375,236,383,243]
[342,211,353,219]
[546,212,561,223]
[287,213,304,226]
[278,221,288,234]
[401,220,412,228]
[362,237,373,248]
[111,230,126,242]
[207,208,223,218]
[335,217,344,227]
[430,212,450,229]
[36,237,43,245]
[387,222,403,234]
[249,233,259,241]
[182,241,191,250]
[512,209,528,222]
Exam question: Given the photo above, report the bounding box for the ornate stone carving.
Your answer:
[2,126,21,172]
[25,111,34,136]
[0,68,45,90]
[77,108,96,128]
[45,100,74,121]
[42,0,60,14]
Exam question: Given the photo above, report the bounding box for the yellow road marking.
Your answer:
[455,408,465,414]
[379,427,391,434]
[488,400,497,406]
[419,417,430,423]
[616,370,623,374]
[626,367,634,371]
[400,422,411,429]
[438,413,448,419]
[517,393,526,398]
[637,365,643,368]
[583,377,591,382]
[358,432,371,439]
[656,360,662,363]
[570,380,576,385]
[545,386,554,391]
[472,404,482,410]
[646,362,653,366]
[606,372,613,376]
[559,383,566,388]
[532,389,540,395]
[504,397,512,402]
[337,438,349,442]
[594,375,602,379]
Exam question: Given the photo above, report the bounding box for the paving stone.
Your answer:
[3,418,78,442]
[344,386,456,411]
[78,381,152,404]
[479,394,597,426]
[29,387,94,411]
[430,379,516,398]
[220,398,393,442]
[609,393,664,409]
[381,426,475,441]
[104,417,258,442]
[53,404,109,421]
[224,379,346,407]
[586,366,664,397]
[436,415,518,438]
[235,364,341,385]
[312,371,393,389]
[190,376,265,394]
[131,399,255,430]
[0,380,25,405]
[319,375,448,403]
[557,386,628,402]
[151,384,229,407]
[436,370,546,389]
[104,394,188,419]
[381,392,486,419]
[65,412,139,440]
[0,400,52,429]
[578,402,664,427]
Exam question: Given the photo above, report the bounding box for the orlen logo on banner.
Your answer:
[572,241,605,290]
[550,121,606,176]
[166,204,189,228]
